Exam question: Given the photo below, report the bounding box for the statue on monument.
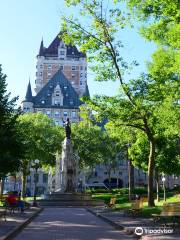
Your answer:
[64,118,71,139]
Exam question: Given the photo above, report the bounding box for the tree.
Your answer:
[61,0,179,206]
[17,112,64,196]
[0,65,23,195]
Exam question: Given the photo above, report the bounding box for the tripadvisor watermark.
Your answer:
[134,227,174,236]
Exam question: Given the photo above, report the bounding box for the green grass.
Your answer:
[92,192,180,218]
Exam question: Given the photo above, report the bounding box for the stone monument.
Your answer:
[38,119,104,206]
[55,118,77,192]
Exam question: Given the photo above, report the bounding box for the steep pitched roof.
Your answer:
[23,81,32,102]
[39,39,45,56]
[83,84,90,98]
[33,70,80,109]
[38,34,86,58]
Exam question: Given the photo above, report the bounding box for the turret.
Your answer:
[21,80,34,112]
[38,38,44,56]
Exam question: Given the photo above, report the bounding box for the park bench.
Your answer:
[124,200,143,217]
[124,197,148,217]
[152,202,180,227]
[108,197,117,208]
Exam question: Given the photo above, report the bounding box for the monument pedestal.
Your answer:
[55,138,77,193]
[38,192,104,207]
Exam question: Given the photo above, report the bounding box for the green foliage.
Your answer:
[17,112,64,167]
[0,65,23,177]
[63,0,179,206]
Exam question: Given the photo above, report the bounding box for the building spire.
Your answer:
[25,80,32,102]
[39,38,44,56]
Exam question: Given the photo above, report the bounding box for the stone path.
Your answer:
[14,208,135,240]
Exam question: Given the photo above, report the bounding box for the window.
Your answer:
[80,82,83,85]
[80,73,83,77]
[40,65,43,68]
[55,121,59,126]
[71,66,77,70]
[80,66,83,70]
[60,43,65,48]
[48,65,51,69]
[64,111,68,117]
[46,110,51,116]
[54,100,60,105]
[48,72,51,77]
[55,111,60,117]
[60,65,64,70]
[55,91,60,96]
[72,111,76,118]
[39,72,42,76]
[60,51,65,55]
[43,174,48,183]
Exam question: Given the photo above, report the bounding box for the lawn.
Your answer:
[92,192,180,218]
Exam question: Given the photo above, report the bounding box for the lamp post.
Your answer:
[162,175,166,202]
[31,159,40,207]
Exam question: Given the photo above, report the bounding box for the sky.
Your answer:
[0,0,156,106]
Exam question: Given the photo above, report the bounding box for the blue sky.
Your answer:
[0,0,156,105]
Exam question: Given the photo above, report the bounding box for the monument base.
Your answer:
[38,192,104,207]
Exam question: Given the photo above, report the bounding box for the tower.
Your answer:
[22,33,90,126]
[35,34,88,96]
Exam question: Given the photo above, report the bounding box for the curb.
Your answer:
[87,208,139,239]
[0,207,43,240]
[87,208,124,230]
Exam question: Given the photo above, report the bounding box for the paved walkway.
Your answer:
[0,207,41,240]
[89,207,180,240]
[14,208,135,240]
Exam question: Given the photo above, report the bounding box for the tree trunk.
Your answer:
[14,175,17,191]
[0,178,5,199]
[155,170,160,202]
[128,159,134,201]
[148,139,155,206]
[22,172,27,199]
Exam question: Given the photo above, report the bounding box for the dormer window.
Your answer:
[55,90,60,96]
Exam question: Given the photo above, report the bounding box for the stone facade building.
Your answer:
[22,34,89,125]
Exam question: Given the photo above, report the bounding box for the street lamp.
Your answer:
[162,175,166,202]
[31,159,40,206]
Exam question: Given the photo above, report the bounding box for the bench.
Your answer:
[108,197,116,208]
[152,202,180,227]
[124,200,142,217]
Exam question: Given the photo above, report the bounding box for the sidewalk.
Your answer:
[88,207,180,240]
[0,207,42,240]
